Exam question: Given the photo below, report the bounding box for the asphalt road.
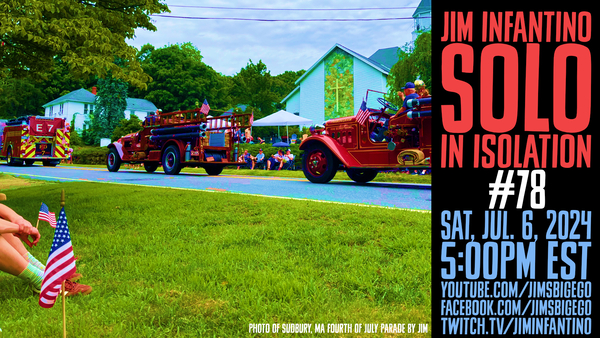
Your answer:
[0,164,431,211]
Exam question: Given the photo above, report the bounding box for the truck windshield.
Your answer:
[365,90,386,111]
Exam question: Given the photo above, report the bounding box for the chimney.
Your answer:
[92,86,97,95]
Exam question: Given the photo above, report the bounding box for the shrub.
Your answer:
[72,146,109,165]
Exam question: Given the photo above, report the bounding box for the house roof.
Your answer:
[225,104,249,113]
[413,0,431,17]
[42,88,95,107]
[42,88,157,112]
[126,98,157,112]
[294,44,391,87]
[368,47,400,70]
[282,44,398,104]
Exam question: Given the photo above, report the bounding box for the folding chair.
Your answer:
[283,154,296,170]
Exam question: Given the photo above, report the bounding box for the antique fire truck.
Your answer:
[300,90,431,183]
[0,116,70,166]
[106,108,252,175]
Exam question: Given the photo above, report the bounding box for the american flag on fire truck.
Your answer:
[356,99,370,125]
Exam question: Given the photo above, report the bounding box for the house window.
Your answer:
[84,104,94,115]
[59,103,64,116]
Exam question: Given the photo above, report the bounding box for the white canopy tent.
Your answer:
[252,110,313,142]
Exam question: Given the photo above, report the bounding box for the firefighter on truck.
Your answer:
[0,116,71,167]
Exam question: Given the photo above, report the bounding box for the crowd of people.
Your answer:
[237,148,295,171]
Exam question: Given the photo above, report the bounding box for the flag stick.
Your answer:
[62,280,66,338]
[60,190,67,338]
[36,202,42,229]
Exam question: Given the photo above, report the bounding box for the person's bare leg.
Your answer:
[1,233,46,270]
[0,236,44,290]
[1,232,28,256]
[0,236,28,276]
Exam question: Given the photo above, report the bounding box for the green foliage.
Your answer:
[69,128,84,147]
[81,114,97,146]
[131,43,227,112]
[231,60,279,119]
[0,77,46,118]
[0,0,169,88]
[0,57,97,118]
[40,57,98,104]
[91,74,128,143]
[71,146,109,164]
[112,115,142,142]
[387,31,432,105]
[272,70,306,111]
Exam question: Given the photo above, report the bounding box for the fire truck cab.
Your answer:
[300,90,431,183]
[107,108,252,175]
[0,116,70,166]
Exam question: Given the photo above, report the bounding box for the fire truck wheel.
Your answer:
[6,147,23,166]
[162,145,182,175]
[143,162,159,173]
[204,165,223,176]
[106,148,122,172]
[302,143,338,184]
[346,168,378,183]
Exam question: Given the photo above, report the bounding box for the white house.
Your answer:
[42,87,157,131]
[281,43,399,125]
[411,0,432,46]
[281,0,431,125]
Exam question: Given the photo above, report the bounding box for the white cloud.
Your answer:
[129,0,422,76]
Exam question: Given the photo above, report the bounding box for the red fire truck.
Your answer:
[106,108,252,175]
[0,116,71,166]
[300,90,431,183]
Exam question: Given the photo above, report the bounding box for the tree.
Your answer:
[0,0,169,89]
[89,74,128,144]
[0,76,46,118]
[41,57,98,104]
[231,60,279,119]
[387,31,432,105]
[0,57,97,118]
[132,43,228,112]
[272,70,305,111]
[112,114,142,141]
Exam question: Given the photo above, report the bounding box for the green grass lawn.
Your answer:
[0,177,431,337]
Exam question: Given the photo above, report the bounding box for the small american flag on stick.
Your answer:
[39,203,56,228]
[39,207,76,308]
[200,99,210,115]
[356,99,370,125]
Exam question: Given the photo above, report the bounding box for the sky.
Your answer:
[127,0,423,76]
